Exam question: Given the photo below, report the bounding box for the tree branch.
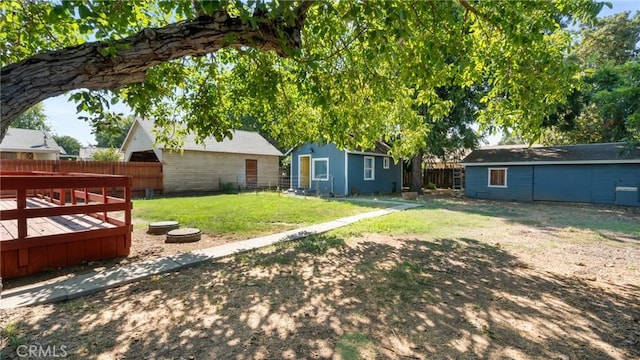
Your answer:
[457,0,497,27]
[1,5,315,140]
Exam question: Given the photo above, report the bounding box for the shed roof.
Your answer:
[349,141,392,156]
[285,140,393,157]
[0,128,63,154]
[131,119,283,156]
[462,142,640,166]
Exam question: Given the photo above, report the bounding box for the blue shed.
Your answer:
[461,143,640,206]
[287,142,402,196]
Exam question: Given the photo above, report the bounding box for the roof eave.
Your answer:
[462,159,640,166]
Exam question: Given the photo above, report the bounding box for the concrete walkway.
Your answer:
[0,202,421,309]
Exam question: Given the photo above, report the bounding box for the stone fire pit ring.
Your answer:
[147,221,180,235]
[165,228,202,243]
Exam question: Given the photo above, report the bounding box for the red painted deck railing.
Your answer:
[0,172,133,279]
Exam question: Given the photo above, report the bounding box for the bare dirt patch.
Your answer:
[1,226,238,290]
[1,197,639,359]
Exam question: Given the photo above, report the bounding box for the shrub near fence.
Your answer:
[0,160,163,197]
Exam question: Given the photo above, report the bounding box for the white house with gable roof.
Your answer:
[120,118,283,193]
[0,128,64,160]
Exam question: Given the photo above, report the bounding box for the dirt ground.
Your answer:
[2,223,239,290]
[1,195,639,359]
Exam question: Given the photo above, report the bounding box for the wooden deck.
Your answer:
[0,198,116,240]
[0,172,132,280]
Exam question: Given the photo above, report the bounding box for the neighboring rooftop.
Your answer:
[0,128,63,154]
[462,142,640,165]
[134,119,283,156]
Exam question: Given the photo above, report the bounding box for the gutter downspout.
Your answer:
[344,151,349,196]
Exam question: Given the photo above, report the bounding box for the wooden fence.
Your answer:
[403,168,464,189]
[0,160,162,197]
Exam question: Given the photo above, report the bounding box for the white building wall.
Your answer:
[162,150,280,193]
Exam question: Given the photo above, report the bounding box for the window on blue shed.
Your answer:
[383,157,390,169]
[364,156,375,180]
[312,158,329,181]
[488,168,507,187]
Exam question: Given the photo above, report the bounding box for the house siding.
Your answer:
[33,153,58,160]
[465,164,640,206]
[465,166,533,202]
[291,143,345,195]
[347,153,402,195]
[162,150,280,193]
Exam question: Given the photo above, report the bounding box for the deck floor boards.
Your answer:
[0,199,17,210]
[0,198,116,241]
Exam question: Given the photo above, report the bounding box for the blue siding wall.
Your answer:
[534,165,592,202]
[465,163,640,206]
[347,153,402,195]
[291,143,345,195]
[464,166,533,201]
[534,164,640,205]
[593,164,640,205]
[291,143,402,195]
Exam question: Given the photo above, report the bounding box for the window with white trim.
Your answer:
[488,168,507,187]
[312,158,329,181]
[383,157,390,169]
[364,156,375,180]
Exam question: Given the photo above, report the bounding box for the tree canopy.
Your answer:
[92,147,122,161]
[542,11,640,145]
[94,116,134,148]
[1,0,605,157]
[574,11,640,68]
[11,103,51,132]
[53,134,82,155]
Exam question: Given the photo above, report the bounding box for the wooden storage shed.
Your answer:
[121,119,283,193]
[461,143,640,206]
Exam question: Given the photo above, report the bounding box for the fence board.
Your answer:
[403,168,464,189]
[0,160,163,195]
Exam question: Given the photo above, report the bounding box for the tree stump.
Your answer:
[147,221,180,235]
[166,228,201,243]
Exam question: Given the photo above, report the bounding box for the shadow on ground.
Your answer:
[2,231,638,359]
[422,196,640,243]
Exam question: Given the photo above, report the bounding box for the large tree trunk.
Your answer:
[410,152,423,193]
[0,5,313,141]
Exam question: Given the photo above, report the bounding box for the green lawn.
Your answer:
[331,198,640,242]
[133,193,386,239]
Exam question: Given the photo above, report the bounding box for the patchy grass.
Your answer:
[331,206,497,238]
[2,197,639,359]
[1,321,25,349]
[336,332,375,360]
[133,192,384,238]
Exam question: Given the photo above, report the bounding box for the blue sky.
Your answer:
[43,1,640,146]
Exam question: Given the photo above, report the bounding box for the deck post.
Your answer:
[125,177,132,248]
[16,189,27,240]
[102,187,108,221]
[59,188,66,205]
